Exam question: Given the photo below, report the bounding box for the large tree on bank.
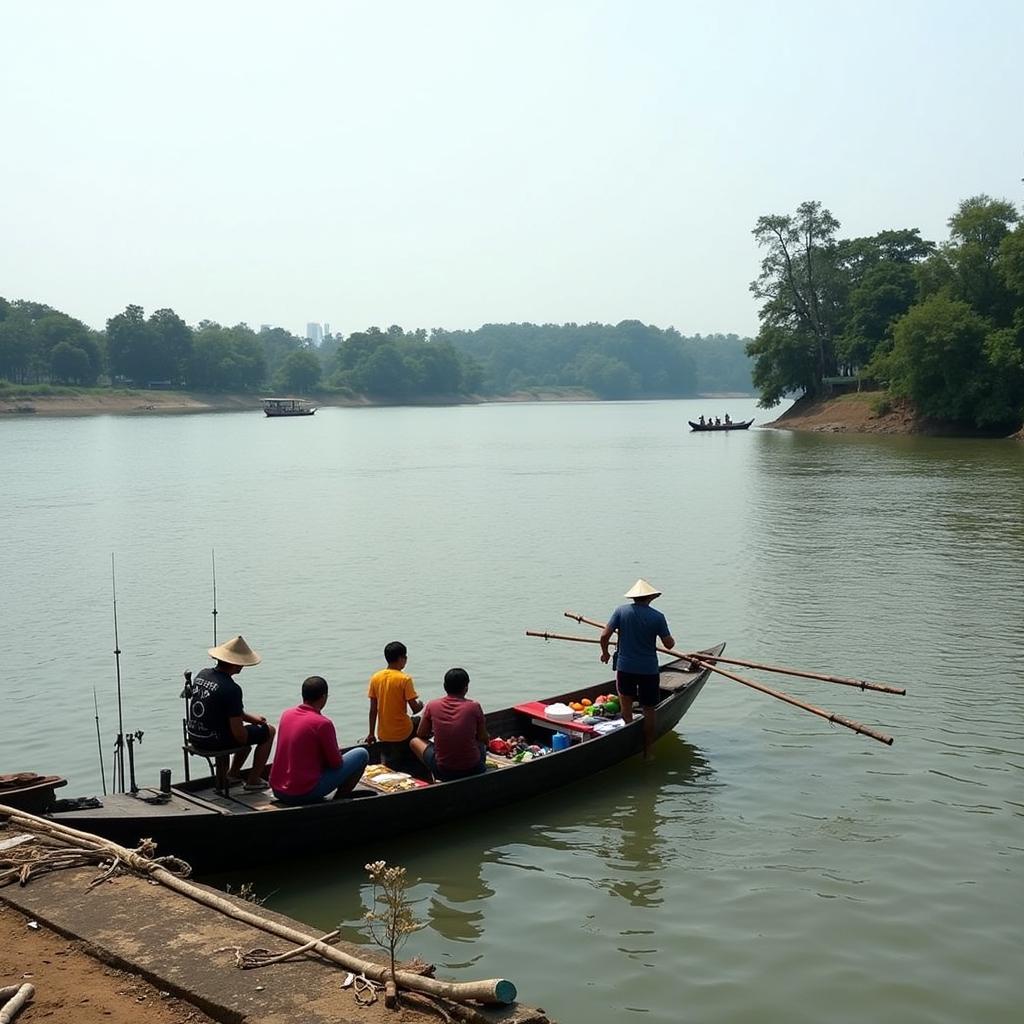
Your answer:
[747,201,843,406]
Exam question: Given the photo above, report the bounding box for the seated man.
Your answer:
[365,641,423,770]
[410,668,489,782]
[270,676,369,805]
[187,635,275,791]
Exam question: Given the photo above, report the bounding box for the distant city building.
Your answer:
[305,322,324,346]
[324,322,330,339]
[259,324,273,333]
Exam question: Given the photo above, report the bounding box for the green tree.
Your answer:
[885,295,989,423]
[188,323,266,391]
[148,308,192,382]
[106,304,149,382]
[838,261,918,370]
[277,348,322,393]
[50,341,93,384]
[0,309,36,383]
[574,352,636,398]
[944,195,1019,324]
[258,326,306,381]
[748,201,843,404]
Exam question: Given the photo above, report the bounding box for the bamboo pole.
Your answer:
[525,630,894,745]
[563,611,906,695]
[0,806,516,1007]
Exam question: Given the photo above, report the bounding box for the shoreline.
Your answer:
[0,388,757,418]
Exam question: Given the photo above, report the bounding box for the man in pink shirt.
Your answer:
[269,676,368,804]
[410,668,489,782]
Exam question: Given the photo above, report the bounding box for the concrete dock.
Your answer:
[1,866,550,1024]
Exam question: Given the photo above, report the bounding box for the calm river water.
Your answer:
[2,399,1022,1023]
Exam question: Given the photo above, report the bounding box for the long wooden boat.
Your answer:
[689,419,753,431]
[10,646,722,873]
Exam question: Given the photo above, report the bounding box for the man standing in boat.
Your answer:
[186,635,275,791]
[269,676,369,803]
[599,580,675,761]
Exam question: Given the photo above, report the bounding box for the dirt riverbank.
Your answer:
[767,392,1022,437]
[0,902,217,1024]
[766,392,915,433]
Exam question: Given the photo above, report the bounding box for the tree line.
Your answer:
[432,322,751,398]
[748,195,1024,430]
[0,300,755,400]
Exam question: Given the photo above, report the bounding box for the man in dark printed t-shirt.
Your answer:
[187,635,275,791]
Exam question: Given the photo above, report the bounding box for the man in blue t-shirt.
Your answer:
[599,579,675,760]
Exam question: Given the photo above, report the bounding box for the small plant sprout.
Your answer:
[363,860,423,992]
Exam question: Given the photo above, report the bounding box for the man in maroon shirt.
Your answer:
[410,668,489,782]
[269,676,368,805]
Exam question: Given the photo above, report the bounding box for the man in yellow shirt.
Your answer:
[365,641,423,769]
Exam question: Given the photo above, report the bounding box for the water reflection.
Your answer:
[501,733,713,911]
[216,731,715,950]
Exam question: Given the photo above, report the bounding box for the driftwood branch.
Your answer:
[0,984,34,1024]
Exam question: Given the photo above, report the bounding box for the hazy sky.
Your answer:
[3,1,1021,339]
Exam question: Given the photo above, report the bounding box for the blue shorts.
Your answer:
[422,743,486,782]
[616,671,661,708]
[273,748,370,805]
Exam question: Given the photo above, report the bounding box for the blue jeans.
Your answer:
[273,748,369,805]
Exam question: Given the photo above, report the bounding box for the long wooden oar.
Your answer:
[563,611,905,695]
[525,630,894,746]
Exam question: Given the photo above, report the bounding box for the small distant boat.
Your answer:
[263,398,316,418]
[689,418,753,432]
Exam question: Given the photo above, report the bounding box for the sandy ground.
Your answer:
[0,391,259,417]
[0,903,217,1024]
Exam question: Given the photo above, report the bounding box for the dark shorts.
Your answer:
[378,718,418,769]
[243,722,271,745]
[616,671,661,708]
[190,722,269,751]
[422,742,486,782]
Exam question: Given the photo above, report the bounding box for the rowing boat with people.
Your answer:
[689,418,754,431]
[1,647,722,873]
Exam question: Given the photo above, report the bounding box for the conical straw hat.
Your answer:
[208,635,262,667]
[624,578,661,599]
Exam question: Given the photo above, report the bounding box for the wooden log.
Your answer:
[0,806,517,1007]
[0,984,34,1024]
[0,989,17,1003]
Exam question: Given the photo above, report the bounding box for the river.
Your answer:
[2,398,1022,1023]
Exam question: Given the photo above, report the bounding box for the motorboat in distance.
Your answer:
[263,398,316,417]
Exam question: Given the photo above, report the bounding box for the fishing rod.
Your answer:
[110,554,126,793]
[211,548,218,647]
[92,686,107,795]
